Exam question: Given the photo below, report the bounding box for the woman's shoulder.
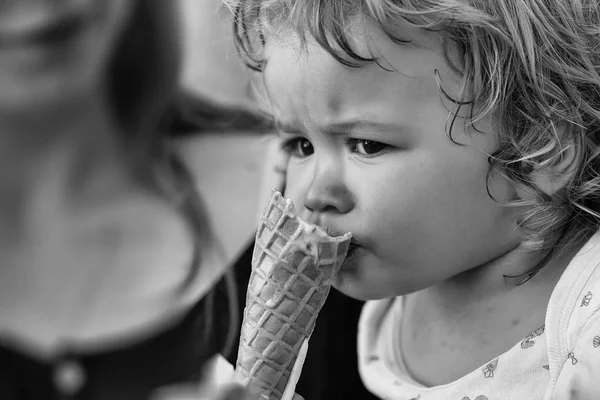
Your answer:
[0,275,231,400]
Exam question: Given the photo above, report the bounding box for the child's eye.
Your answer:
[281,137,314,158]
[347,139,389,157]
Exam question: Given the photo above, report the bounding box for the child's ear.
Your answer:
[519,142,577,197]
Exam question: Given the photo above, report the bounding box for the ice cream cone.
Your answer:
[236,191,351,399]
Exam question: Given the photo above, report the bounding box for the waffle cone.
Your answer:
[236,191,351,399]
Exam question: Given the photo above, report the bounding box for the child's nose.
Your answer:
[302,166,354,214]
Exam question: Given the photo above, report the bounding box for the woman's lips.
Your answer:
[0,13,86,48]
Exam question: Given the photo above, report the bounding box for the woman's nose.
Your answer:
[302,162,354,215]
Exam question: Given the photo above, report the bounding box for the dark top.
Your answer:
[228,241,381,400]
[0,277,231,400]
[1,240,380,400]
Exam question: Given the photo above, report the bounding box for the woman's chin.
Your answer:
[0,74,95,116]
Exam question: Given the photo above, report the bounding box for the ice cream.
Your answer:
[235,191,352,399]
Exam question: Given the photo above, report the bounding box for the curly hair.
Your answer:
[229,0,600,282]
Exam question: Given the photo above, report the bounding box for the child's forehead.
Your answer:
[356,15,446,53]
[262,18,457,100]
[258,15,465,135]
[269,14,446,62]
[259,43,458,139]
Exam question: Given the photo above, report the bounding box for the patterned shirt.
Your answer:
[358,230,600,400]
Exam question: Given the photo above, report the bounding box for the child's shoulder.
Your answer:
[551,230,600,330]
[545,230,600,398]
[545,230,600,367]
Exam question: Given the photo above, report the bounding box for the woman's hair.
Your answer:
[230,0,600,282]
[108,1,238,355]
[166,91,274,137]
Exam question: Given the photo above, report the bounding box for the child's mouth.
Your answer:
[342,239,365,268]
[316,224,364,268]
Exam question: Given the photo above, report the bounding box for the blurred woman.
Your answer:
[0,1,241,398]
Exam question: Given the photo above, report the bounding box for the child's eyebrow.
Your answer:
[275,118,412,136]
[274,119,304,134]
[323,120,412,136]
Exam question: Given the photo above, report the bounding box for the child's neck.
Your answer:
[429,241,581,311]
[400,239,587,387]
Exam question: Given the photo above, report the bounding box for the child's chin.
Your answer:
[333,283,392,301]
[333,259,416,301]
[332,270,391,302]
[339,244,365,270]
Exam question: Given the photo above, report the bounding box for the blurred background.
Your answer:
[175,0,273,266]
[178,0,252,107]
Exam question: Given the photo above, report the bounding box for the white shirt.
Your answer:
[359,230,600,400]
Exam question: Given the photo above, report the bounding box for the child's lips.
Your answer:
[316,223,351,239]
[342,239,365,268]
[311,221,364,265]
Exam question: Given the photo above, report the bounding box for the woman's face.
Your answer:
[0,0,133,114]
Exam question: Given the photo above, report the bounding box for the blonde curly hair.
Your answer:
[230,0,600,281]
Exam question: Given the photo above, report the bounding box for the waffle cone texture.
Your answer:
[236,191,351,399]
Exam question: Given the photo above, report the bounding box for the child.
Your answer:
[230,1,600,399]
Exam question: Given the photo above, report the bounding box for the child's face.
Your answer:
[263,20,522,300]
